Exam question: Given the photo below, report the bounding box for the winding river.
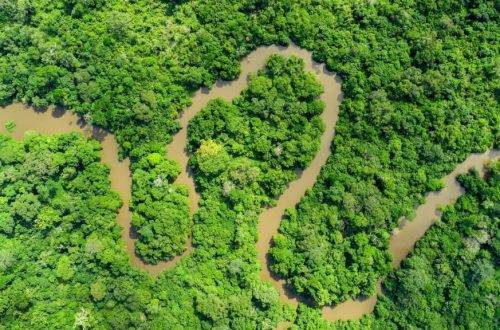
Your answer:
[1,44,497,323]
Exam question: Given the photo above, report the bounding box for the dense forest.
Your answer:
[187,54,325,194]
[0,53,325,328]
[268,0,498,305]
[0,132,151,328]
[131,150,190,264]
[293,161,499,329]
[374,162,499,328]
[0,0,498,328]
[3,131,495,329]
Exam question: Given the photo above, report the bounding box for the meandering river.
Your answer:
[1,44,497,323]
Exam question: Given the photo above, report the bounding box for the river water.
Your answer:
[165,44,343,281]
[0,104,181,274]
[322,149,499,320]
[1,43,497,322]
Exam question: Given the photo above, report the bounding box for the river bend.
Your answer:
[1,44,497,322]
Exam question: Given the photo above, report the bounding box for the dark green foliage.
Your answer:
[0,133,150,328]
[0,0,498,327]
[130,151,190,264]
[372,162,499,329]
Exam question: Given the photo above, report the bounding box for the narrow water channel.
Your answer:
[1,44,497,322]
[0,104,191,274]
[165,44,343,281]
[321,149,499,321]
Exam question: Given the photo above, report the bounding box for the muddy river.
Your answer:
[0,104,171,273]
[1,44,497,322]
[322,149,498,321]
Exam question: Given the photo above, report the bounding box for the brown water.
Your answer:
[2,44,497,322]
[0,104,182,274]
[166,44,343,277]
[251,47,342,304]
[322,149,499,321]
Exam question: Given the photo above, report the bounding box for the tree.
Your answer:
[0,249,15,272]
[56,256,75,281]
[90,278,107,301]
[4,120,15,133]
